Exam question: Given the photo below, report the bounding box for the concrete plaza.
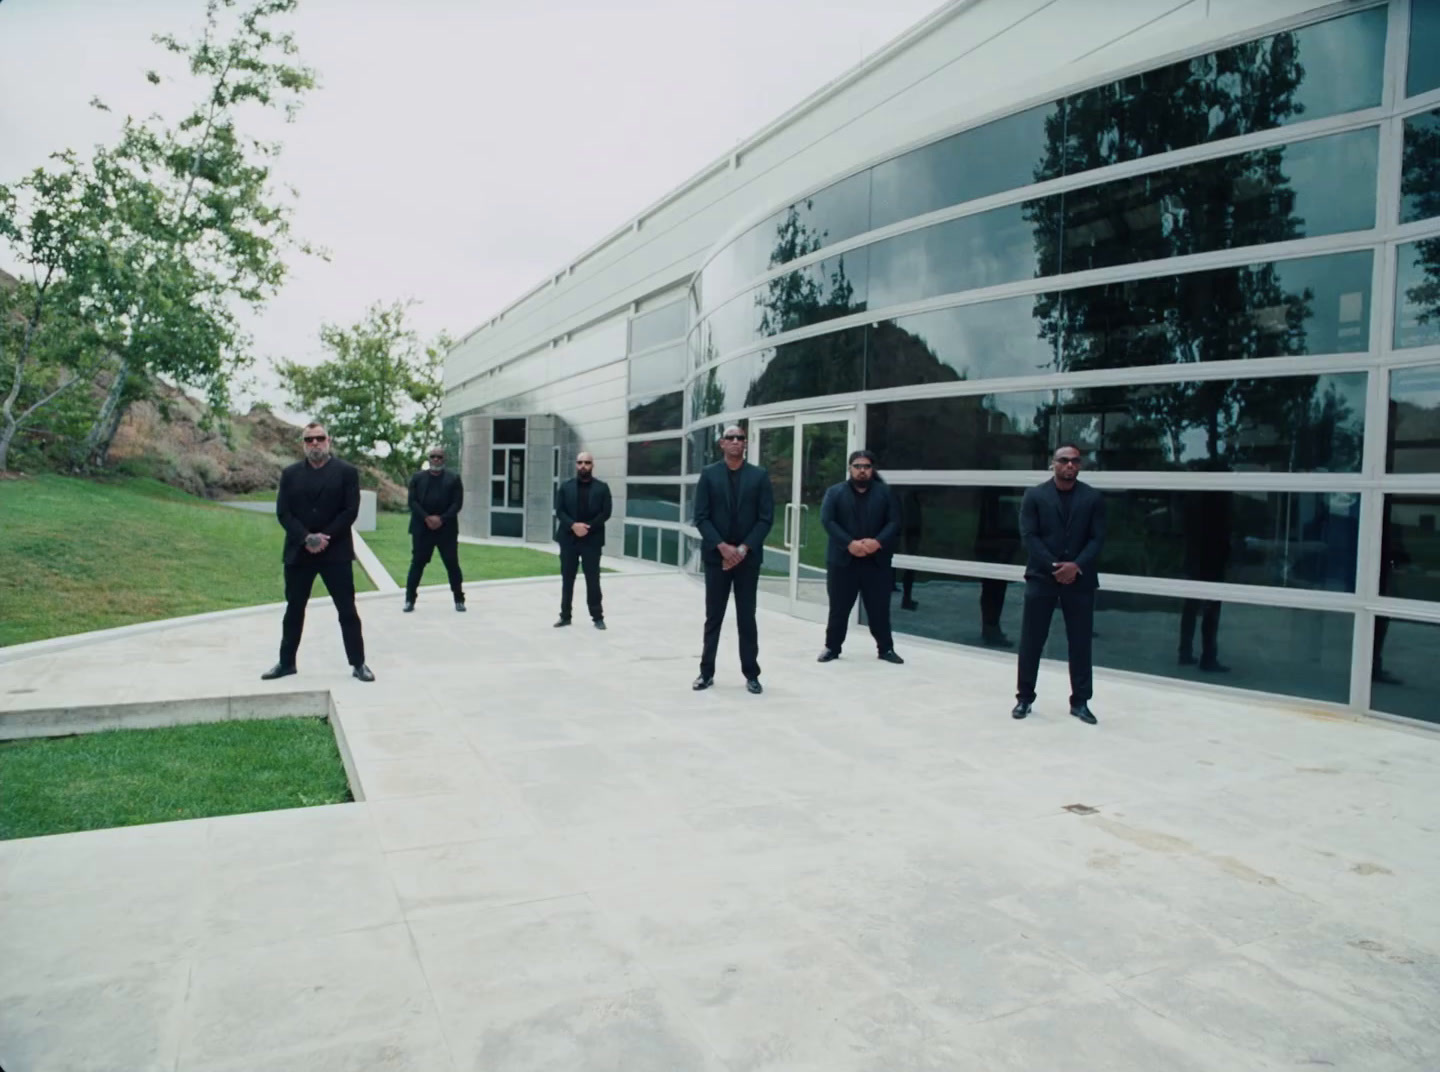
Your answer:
[0,571,1437,1071]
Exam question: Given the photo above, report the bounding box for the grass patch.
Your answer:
[0,717,352,840]
[0,474,375,647]
[221,488,278,502]
[362,511,591,584]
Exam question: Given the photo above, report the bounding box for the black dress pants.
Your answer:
[824,561,894,655]
[559,542,604,621]
[1016,581,1094,705]
[700,556,761,680]
[405,532,465,602]
[280,558,365,668]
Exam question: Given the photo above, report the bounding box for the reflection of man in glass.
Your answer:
[1178,490,1233,672]
[1373,509,1410,685]
[898,489,922,610]
[817,450,905,665]
[975,488,1019,647]
[1014,445,1106,725]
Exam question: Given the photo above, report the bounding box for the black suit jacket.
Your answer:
[820,480,902,569]
[692,460,774,567]
[554,477,612,549]
[276,457,359,565]
[407,468,464,538]
[1019,479,1106,592]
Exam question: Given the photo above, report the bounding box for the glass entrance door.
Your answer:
[750,410,856,621]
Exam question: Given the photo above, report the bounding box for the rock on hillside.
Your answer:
[108,382,406,507]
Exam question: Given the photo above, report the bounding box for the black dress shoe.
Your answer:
[745,678,763,695]
[1198,660,1230,673]
[261,663,297,681]
[403,601,415,613]
[554,617,572,628]
[692,676,714,691]
[1178,651,1197,666]
[1070,703,1098,725]
[352,663,375,683]
[878,650,905,665]
[455,601,467,613]
[1011,702,1031,720]
[817,649,839,663]
[593,619,607,630]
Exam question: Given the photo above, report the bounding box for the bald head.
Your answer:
[575,451,595,481]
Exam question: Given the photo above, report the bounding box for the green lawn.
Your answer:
[221,488,279,502]
[0,475,374,647]
[0,717,351,840]
[363,511,576,584]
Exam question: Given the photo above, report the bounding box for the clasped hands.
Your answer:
[847,538,883,558]
[303,532,332,553]
[716,542,748,570]
[570,521,590,538]
[1051,561,1080,584]
[425,515,443,530]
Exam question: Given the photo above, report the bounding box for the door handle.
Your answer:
[798,504,809,549]
[782,502,795,550]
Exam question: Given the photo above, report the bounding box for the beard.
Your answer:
[305,446,330,464]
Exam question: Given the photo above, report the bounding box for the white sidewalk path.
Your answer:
[1,573,1437,1071]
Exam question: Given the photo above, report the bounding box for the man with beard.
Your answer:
[691,424,773,694]
[1013,443,1105,725]
[263,422,373,682]
[403,445,466,613]
[816,450,905,665]
[553,451,612,629]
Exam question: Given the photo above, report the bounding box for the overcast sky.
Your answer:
[0,0,939,414]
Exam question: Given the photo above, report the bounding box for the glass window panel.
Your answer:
[1395,239,1440,349]
[493,418,526,445]
[890,485,1358,591]
[689,328,865,419]
[885,570,1351,704]
[1408,0,1440,98]
[627,438,682,477]
[1380,495,1440,602]
[1371,618,1440,723]
[630,342,687,394]
[490,480,504,508]
[628,391,684,435]
[506,453,525,509]
[1064,9,1386,173]
[1401,109,1440,225]
[491,449,505,476]
[1388,365,1440,473]
[867,296,1058,390]
[1059,373,1366,473]
[871,103,1062,231]
[660,528,680,566]
[753,249,869,341]
[625,483,681,521]
[624,523,640,557]
[868,198,1058,311]
[1061,251,1373,370]
[1059,130,1378,275]
[867,394,1055,471]
[630,302,689,353]
[641,526,659,562]
[490,511,523,538]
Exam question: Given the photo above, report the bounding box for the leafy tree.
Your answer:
[276,300,450,484]
[76,0,318,467]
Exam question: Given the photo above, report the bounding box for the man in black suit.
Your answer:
[692,424,774,694]
[1013,444,1105,724]
[263,422,373,682]
[553,450,612,629]
[403,445,466,613]
[817,450,905,664]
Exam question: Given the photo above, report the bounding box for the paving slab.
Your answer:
[1,572,1438,1071]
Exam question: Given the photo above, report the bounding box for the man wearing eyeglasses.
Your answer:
[691,425,774,694]
[817,450,905,665]
[553,451,612,629]
[1013,444,1105,724]
[263,422,373,682]
[403,445,466,614]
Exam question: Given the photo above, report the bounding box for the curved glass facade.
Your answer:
[663,2,1440,723]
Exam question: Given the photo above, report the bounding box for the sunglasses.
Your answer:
[428,454,445,460]
[576,460,593,466]
[850,462,873,470]
[722,434,747,442]
[303,435,328,444]
[1055,456,1081,466]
